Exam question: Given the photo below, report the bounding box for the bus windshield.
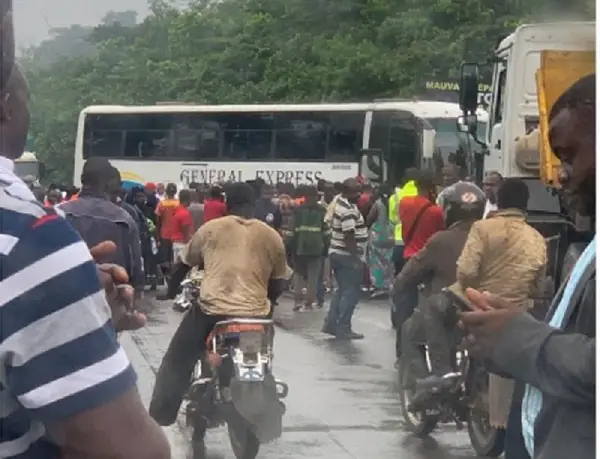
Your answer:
[428,117,485,157]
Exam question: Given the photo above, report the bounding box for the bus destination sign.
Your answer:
[179,162,356,186]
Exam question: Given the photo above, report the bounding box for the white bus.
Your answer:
[73,101,482,189]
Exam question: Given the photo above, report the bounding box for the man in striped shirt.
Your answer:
[323,178,368,340]
[0,7,169,457]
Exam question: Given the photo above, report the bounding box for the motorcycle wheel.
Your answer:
[465,361,505,457]
[227,411,260,459]
[397,359,438,437]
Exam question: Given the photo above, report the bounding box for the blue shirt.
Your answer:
[521,236,596,457]
[254,198,282,230]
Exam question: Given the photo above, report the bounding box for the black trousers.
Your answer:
[505,383,532,459]
[393,282,419,358]
[149,305,274,426]
[392,245,405,276]
[149,307,227,426]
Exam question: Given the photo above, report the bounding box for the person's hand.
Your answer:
[90,241,147,332]
[458,288,521,358]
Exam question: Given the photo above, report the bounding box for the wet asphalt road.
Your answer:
[121,294,480,459]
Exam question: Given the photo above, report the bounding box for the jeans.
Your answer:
[293,255,321,306]
[392,244,405,276]
[393,280,419,358]
[316,256,326,306]
[324,252,363,335]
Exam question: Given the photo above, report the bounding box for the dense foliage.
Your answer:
[23,0,594,184]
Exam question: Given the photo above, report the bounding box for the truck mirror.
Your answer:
[459,62,480,113]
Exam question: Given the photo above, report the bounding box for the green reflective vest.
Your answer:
[388,180,418,244]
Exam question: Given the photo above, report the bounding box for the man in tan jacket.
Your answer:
[455,178,547,310]
[451,178,547,428]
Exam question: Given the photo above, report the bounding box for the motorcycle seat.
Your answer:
[206,322,266,349]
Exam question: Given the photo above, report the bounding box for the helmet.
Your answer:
[440,181,486,227]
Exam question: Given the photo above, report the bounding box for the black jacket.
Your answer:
[492,242,595,459]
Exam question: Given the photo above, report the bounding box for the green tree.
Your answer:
[24,0,593,184]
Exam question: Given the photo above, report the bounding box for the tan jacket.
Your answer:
[455,209,547,309]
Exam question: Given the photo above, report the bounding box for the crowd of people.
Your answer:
[0,3,595,458]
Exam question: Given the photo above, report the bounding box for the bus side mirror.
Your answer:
[459,62,480,113]
[359,148,384,184]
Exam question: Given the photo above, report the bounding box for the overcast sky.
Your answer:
[14,0,152,47]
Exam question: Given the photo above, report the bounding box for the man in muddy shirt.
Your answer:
[150,182,289,426]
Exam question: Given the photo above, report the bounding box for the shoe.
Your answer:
[293,304,302,312]
[335,330,364,340]
[321,323,336,336]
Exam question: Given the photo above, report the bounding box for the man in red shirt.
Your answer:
[394,171,445,355]
[170,189,194,263]
[399,173,445,260]
[203,185,226,223]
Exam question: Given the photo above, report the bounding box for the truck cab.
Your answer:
[459,21,595,292]
[486,22,595,179]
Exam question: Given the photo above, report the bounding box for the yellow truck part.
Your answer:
[536,50,595,187]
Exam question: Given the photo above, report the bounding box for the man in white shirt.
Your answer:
[482,171,503,217]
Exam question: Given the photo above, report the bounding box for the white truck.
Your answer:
[457,22,596,457]
[484,22,595,178]
[460,22,595,210]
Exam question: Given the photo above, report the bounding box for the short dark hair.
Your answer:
[303,185,318,198]
[403,168,420,184]
[549,73,595,121]
[415,170,435,192]
[178,189,191,203]
[166,183,177,196]
[209,185,222,199]
[226,182,255,211]
[497,178,529,211]
[80,158,112,187]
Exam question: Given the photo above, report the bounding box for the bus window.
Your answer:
[124,129,172,158]
[85,129,124,158]
[220,113,274,160]
[275,113,327,161]
[327,112,363,161]
[173,117,221,160]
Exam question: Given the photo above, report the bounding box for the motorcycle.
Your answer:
[397,344,505,458]
[185,318,289,459]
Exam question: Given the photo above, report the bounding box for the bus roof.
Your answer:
[80,101,488,120]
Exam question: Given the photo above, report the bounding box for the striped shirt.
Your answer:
[328,195,368,259]
[0,159,136,458]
